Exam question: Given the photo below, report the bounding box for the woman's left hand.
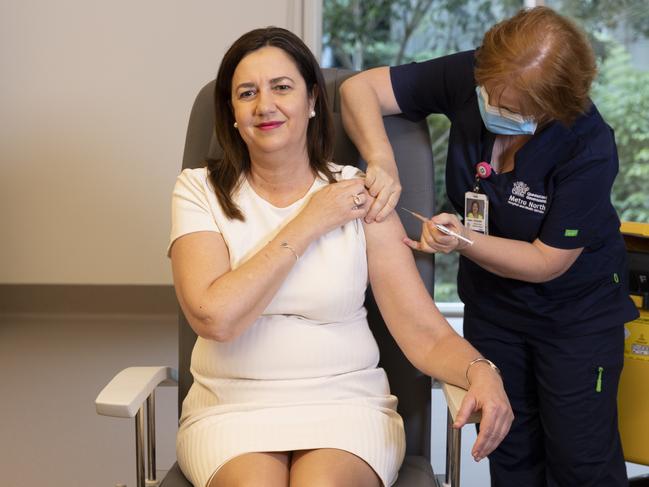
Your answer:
[403,212,470,254]
[454,367,514,462]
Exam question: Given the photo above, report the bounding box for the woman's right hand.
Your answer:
[294,178,370,238]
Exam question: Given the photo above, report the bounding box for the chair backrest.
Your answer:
[178,68,435,458]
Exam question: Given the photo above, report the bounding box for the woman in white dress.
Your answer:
[169,27,513,487]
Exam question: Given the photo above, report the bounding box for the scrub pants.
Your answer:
[464,313,627,487]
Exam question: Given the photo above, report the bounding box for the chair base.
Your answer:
[160,455,436,486]
[630,474,649,487]
[393,456,436,486]
[159,463,190,487]
[434,473,449,487]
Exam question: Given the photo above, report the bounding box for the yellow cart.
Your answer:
[618,222,649,485]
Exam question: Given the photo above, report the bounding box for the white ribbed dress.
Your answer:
[169,164,405,487]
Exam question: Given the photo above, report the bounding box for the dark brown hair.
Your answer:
[475,6,597,126]
[208,27,335,220]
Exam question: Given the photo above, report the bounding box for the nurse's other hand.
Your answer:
[364,161,401,223]
[454,367,513,462]
[403,212,468,253]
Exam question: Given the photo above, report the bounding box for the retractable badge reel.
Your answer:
[464,162,490,235]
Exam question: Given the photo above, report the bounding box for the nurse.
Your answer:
[340,6,639,487]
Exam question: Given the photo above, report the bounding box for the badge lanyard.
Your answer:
[464,162,490,235]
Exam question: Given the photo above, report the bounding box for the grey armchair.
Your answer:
[95,68,478,487]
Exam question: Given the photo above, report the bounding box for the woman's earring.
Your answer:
[233,122,238,128]
[309,110,316,118]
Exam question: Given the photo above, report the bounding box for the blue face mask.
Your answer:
[476,85,537,135]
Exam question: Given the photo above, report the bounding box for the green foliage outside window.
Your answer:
[547,0,649,224]
[593,40,649,222]
[323,0,649,301]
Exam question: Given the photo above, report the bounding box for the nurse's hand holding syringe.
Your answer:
[401,208,474,254]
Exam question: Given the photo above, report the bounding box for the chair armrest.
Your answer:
[95,366,178,418]
[441,382,481,424]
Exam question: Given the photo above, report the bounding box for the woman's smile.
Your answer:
[255,121,285,131]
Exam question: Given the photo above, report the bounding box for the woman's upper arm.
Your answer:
[364,212,455,365]
[170,231,230,324]
[168,169,230,326]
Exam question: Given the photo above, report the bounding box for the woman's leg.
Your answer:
[208,452,291,487]
[289,448,382,487]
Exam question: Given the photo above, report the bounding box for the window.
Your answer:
[322,0,649,302]
[546,0,649,223]
[322,0,525,301]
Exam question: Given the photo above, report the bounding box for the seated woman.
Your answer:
[168,27,513,487]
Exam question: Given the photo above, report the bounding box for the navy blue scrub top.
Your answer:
[391,50,638,335]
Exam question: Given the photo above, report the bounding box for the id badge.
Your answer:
[464,192,488,235]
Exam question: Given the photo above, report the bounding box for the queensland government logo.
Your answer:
[508,181,547,214]
[511,181,530,197]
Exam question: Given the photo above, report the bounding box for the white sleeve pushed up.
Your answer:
[167,168,220,256]
[339,164,365,180]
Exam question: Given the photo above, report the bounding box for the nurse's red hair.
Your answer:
[474,6,596,126]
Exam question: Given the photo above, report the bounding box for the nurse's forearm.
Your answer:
[459,231,580,283]
[340,69,399,171]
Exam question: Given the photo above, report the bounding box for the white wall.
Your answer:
[0,0,308,285]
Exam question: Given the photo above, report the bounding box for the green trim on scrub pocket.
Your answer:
[596,366,604,393]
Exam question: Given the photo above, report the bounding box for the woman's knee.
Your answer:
[289,449,381,487]
[208,452,290,487]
